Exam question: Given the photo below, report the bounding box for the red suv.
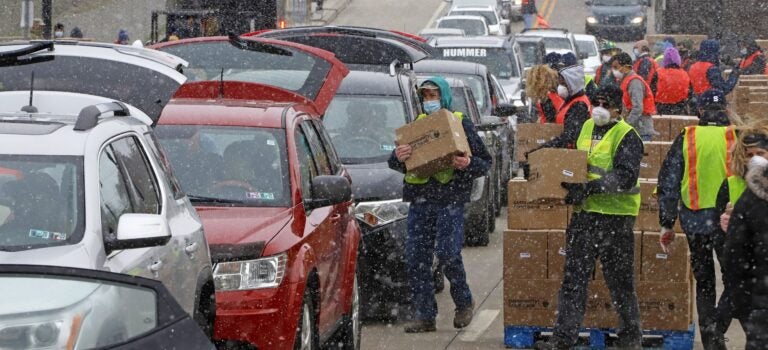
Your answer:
[152,36,360,350]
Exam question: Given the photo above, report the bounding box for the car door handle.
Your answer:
[185,242,199,255]
[149,260,164,272]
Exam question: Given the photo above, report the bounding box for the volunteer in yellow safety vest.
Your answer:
[388,76,491,333]
[534,85,644,350]
[712,127,768,342]
[656,89,735,350]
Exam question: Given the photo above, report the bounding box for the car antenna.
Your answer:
[21,71,38,113]
[219,67,225,98]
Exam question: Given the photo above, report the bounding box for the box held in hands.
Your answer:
[395,109,471,178]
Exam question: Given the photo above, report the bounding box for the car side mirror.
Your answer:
[494,102,518,117]
[478,116,507,131]
[585,0,593,5]
[107,214,172,252]
[306,175,352,210]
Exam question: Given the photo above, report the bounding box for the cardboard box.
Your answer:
[637,281,693,331]
[547,230,567,281]
[526,148,588,202]
[503,279,560,327]
[640,142,670,179]
[652,116,672,142]
[668,116,699,139]
[583,281,619,329]
[514,123,563,161]
[641,232,691,282]
[395,109,471,178]
[503,230,548,280]
[634,207,684,233]
[639,180,658,209]
[595,231,643,281]
[507,180,569,230]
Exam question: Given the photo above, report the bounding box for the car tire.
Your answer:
[294,286,319,350]
[194,281,216,340]
[465,202,489,247]
[332,274,362,350]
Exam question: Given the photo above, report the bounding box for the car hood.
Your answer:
[346,163,404,202]
[500,78,522,100]
[590,5,644,16]
[194,206,293,260]
[1,276,99,315]
[0,244,95,269]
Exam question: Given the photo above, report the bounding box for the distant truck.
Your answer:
[151,0,312,43]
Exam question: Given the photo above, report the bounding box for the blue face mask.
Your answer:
[422,100,441,114]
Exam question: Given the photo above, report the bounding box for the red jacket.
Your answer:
[689,61,715,96]
[655,68,691,104]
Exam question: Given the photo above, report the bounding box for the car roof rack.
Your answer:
[0,41,54,66]
[73,102,130,131]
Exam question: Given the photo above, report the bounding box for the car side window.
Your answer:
[143,132,184,200]
[295,128,318,204]
[301,121,332,176]
[311,119,342,175]
[99,136,162,237]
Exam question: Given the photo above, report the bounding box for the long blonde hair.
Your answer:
[526,65,559,102]
[731,119,768,177]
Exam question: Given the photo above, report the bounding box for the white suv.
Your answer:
[0,42,216,336]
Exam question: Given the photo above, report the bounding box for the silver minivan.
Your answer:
[0,42,215,336]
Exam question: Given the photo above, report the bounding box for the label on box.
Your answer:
[562,170,574,177]
[640,162,649,168]
[536,138,546,144]
[558,248,566,256]
[656,253,668,260]
[520,252,531,258]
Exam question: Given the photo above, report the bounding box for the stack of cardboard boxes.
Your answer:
[731,75,768,120]
[505,123,694,332]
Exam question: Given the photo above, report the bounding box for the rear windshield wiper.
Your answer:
[187,194,245,204]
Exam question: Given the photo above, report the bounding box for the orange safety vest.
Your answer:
[740,51,762,69]
[655,68,691,104]
[689,61,715,96]
[538,91,565,123]
[554,94,591,125]
[620,75,657,115]
[633,56,658,84]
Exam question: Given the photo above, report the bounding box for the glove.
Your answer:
[659,227,675,254]
[720,202,734,232]
[561,182,588,205]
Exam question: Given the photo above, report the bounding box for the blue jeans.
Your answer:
[523,14,536,29]
[406,202,473,321]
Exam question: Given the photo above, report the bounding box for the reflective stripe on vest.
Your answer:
[689,61,715,96]
[681,126,736,210]
[655,68,691,104]
[575,119,641,216]
[727,175,747,204]
[404,111,465,185]
[620,74,658,115]
[555,94,591,125]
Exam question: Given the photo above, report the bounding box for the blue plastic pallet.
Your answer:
[504,324,695,349]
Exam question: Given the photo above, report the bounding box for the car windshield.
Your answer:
[323,96,408,164]
[517,42,541,68]
[436,74,491,115]
[154,126,291,207]
[541,37,573,51]
[0,156,84,252]
[450,10,498,25]
[454,0,496,6]
[593,0,641,5]
[439,47,520,79]
[156,41,332,100]
[438,19,487,36]
[576,40,598,56]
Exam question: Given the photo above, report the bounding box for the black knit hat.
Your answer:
[592,85,623,110]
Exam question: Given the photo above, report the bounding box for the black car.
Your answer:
[0,265,214,350]
[585,0,650,40]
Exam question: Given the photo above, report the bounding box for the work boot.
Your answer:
[453,301,475,328]
[701,326,727,350]
[403,319,436,333]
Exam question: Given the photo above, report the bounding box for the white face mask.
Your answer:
[601,55,612,63]
[632,48,640,58]
[557,84,569,98]
[592,106,612,126]
[612,69,624,80]
[54,31,64,38]
[749,155,768,170]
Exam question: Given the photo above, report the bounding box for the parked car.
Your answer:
[513,35,547,71]
[447,5,510,35]
[446,0,520,23]
[252,27,432,322]
[585,0,649,40]
[418,28,467,40]
[516,28,586,61]
[575,34,601,73]
[437,15,490,36]
[0,41,216,336]
[152,35,361,350]
[0,264,215,349]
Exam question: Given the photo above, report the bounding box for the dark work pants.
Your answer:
[745,309,768,350]
[552,212,642,348]
[685,232,722,337]
[405,202,472,321]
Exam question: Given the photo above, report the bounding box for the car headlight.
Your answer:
[586,16,598,24]
[214,253,288,291]
[0,305,89,349]
[355,199,409,228]
[631,16,644,24]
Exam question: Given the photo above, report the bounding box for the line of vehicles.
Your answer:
[0,3,610,348]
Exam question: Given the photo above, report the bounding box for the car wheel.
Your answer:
[333,274,362,350]
[465,205,489,247]
[294,287,319,350]
[194,281,216,340]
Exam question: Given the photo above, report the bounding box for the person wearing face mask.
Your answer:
[534,85,644,350]
[53,23,65,39]
[595,41,622,88]
[389,77,491,333]
[689,39,741,98]
[720,125,768,349]
[678,39,696,70]
[632,40,659,85]
[526,64,564,124]
[656,89,736,350]
[537,63,592,150]
[654,47,692,115]
[710,127,768,347]
[736,37,766,76]
[611,52,658,140]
